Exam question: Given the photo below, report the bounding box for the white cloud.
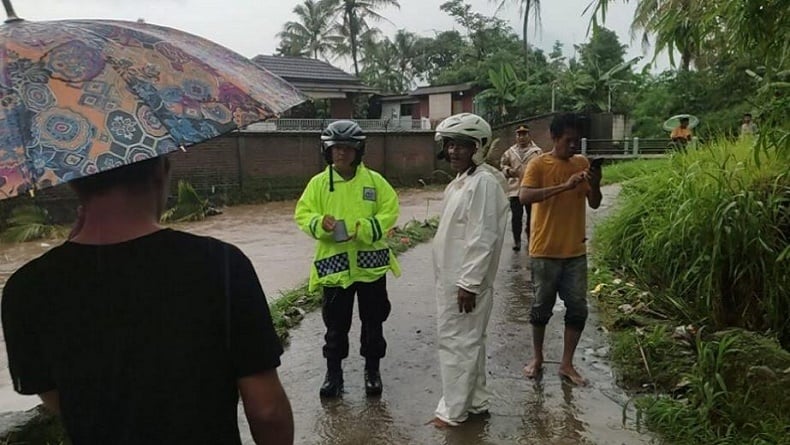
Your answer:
[8,0,672,73]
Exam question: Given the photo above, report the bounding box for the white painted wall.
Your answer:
[429,93,452,120]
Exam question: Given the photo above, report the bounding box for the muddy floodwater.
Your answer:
[0,189,444,413]
[0,185,655,444]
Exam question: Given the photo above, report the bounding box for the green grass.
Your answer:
[269,217,439,342]
[591,269,790,445]
[590,136,790,445]
[600,158,670,186]
[594,140,789,345]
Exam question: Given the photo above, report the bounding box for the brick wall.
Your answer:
[329,98,354,118]
[168,131,440,196]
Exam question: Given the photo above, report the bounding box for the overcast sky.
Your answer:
[10,0,671,74]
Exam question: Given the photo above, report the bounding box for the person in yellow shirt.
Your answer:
[670,117,693,144]
[518,113,602,386]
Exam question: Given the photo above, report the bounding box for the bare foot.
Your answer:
[558,365,588,386]
[523,358,544,379]
[426,417,451,428]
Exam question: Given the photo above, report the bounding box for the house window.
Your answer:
[400,103,413,117]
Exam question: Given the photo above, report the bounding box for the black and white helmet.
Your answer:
[321,120,366,149]
[320,120,366,166]
[434,113,492,149]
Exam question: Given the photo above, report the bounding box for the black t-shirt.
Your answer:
[1,229,282,444]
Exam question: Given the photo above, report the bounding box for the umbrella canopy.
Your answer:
[663,114,700,132]
[0,6,305,200]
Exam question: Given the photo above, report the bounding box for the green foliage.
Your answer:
[360,29,419,93]
[161,180,211,223]
[630,69,756,139]
[639,330,790,445]
[599,158,669,186]
[476,63,526,119]
[275,0,339,60]
[594,139,790,346]
[1,205,64,243]
[591,262,790,445]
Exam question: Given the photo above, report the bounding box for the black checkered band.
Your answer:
[315,253,350,278]
[357,249,390,269]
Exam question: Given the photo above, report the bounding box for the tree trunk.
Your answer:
[523,15,529,78]
[681,49,691,71]
[348,10,360,76]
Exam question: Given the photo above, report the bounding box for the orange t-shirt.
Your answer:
[671,127,692,139]
[521,153,590,258]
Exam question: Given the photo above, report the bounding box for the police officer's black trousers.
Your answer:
[509,197,531,244]
[322,276,391,363]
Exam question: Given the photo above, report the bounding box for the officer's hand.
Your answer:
[322,215,336,231]
[457,288,476,313]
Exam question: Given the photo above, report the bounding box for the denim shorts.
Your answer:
[529,255,589,331]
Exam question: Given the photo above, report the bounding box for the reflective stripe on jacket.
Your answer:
[295,163,401,290]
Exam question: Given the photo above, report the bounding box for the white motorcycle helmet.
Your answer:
[434,113,493,164]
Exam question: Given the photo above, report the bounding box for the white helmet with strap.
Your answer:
[434,113,493,164]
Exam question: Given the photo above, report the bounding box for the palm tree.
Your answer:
[277,0,338,60]
[331,21,380,66]
[325,0,401,76]
[630,0,705,71]
[360,37,403,93]
[492,0,542,70]
[359,30,419,94]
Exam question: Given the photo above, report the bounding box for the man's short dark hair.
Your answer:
[744,113,752,118]
[70,156,170,199]
[680,117,690,122]
[549,113,582,139]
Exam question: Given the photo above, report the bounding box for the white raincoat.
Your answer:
[432,163,508,424]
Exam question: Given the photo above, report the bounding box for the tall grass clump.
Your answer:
[600,158,670,186]
[639,329,790,445]
[594,139,790,346]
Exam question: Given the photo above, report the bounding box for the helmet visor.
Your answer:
[322,139,363,149]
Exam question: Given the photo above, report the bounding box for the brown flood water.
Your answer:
[0,188,444,413]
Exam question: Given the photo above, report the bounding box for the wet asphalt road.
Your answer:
[240,184,655,444]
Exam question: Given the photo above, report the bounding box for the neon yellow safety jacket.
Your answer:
[295,163,401,291]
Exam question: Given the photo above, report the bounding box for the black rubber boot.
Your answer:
[364,359,382,396]
[320,360,343,398]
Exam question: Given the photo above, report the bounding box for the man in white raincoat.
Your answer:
[429,113,509,427]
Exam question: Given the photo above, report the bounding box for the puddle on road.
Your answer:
[254,243,654,445]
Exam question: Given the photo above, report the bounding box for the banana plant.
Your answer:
[1,205,64,243]
[477,63,527,118]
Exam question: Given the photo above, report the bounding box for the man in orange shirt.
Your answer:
[518,113,602,386]
[670,117,693,145]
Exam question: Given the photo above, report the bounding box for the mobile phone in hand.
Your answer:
[333,220,350,242]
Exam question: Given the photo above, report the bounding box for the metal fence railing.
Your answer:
[242,118,431,133]
[581,137,698,157]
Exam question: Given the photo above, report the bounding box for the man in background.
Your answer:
[500,125,542,251]
[740,113,758,138]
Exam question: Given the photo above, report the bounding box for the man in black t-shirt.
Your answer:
[2,156,294,445]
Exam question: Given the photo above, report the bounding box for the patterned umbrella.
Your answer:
[0,1,305,200]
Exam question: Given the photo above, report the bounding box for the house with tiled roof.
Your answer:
[252,55,377,118]
[373,82,480,127]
